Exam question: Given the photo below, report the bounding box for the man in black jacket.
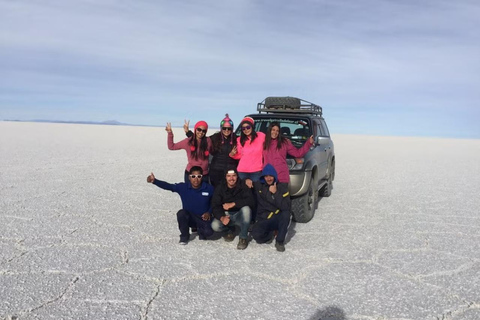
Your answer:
[250,164,291,252]
[211,167,255,250]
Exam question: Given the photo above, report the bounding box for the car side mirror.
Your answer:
[316,136,330,145]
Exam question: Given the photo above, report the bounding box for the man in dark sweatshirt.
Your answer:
[147,166,214,245]
[211,167,255,250]
[250,164,291,252]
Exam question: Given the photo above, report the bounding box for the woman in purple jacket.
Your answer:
[263,122,314,183]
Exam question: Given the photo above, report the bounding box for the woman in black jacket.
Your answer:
[185,114,238,187]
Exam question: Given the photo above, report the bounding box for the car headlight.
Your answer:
[287,158,304,170]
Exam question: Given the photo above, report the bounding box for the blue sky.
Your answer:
[1,0,479,138]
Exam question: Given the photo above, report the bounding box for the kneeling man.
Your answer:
[147,166,214,245]
[251,164,291,252]
[211,167,255,250]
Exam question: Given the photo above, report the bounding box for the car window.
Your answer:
[320,119,330,137]
[252,118,311,147]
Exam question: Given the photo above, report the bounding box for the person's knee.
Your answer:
[251,227,263,242]
[177,209,189,219]
[239,206,251,223]
[211,219,223,232]
[201,227,214,238]
[252,226,271,243]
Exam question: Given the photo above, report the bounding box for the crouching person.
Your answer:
[251,164,291,252]
[147,166,214,245]
[211,167,255,250]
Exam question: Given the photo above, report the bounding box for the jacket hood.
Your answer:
[260,163,278,184]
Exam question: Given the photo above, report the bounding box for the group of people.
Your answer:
[148,114,314,252]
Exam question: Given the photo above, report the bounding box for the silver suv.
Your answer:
[244,96,335,223]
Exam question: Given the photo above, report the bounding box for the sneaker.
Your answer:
[224,232,235,242]
[275,241,285,252]
[179,240,188,245]
[237,238,248,250]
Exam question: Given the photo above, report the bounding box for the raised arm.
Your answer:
[286,136,314,158]
[166,122,190,151]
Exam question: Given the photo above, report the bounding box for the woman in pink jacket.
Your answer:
[229,116,265,182]
[166,120,212,183]
[263,122,314,183]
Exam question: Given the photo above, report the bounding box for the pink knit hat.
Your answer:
[220,113,234,129]
[194,120,208,132]
[240,116,254,126]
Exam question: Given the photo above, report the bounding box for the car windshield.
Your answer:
[252,118,311,147]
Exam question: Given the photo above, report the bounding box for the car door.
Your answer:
[313,119,330,180]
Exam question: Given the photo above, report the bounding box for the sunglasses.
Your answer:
[196,128,207,133]
[222,127,232,131]
[241,125,252,131]
[189,174,203,179]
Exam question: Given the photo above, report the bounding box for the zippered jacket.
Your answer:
[153,179,213,216]
[252,164,291,220]
[263,138,312,183]
[211,178,255,220]
[230,132,266,173]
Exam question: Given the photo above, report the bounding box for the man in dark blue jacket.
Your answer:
[147,166,214,245]
[251,164,291,252]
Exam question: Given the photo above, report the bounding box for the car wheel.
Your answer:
[321,159,335,197]
[291,177,317,223]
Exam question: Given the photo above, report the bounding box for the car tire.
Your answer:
[291,177,317,223]
[321,159,335,197]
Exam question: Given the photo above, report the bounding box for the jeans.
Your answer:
[238,171,261,222]
[177,209,214,242]
[238,171,262,182]
[211,206,251,239]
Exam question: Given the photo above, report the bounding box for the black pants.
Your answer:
[177,209,214,242]
[252,210,291,243]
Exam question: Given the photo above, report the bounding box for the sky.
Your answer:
[1,0,479,139]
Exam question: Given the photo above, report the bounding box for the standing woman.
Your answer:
[184,114,238,187]
[166,120,212,183]
[208,114,239,187]
[229,116,265,182]
[263,122,314,183]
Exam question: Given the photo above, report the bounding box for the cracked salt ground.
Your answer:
[1,122,480,320]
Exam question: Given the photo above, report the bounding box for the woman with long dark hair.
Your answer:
[208,114,238,187]
[263,121,314,183]
[229,116,265,182]
[166,120,212,183]
[184,114,238,187]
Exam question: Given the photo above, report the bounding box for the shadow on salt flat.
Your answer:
[309,305,346,320]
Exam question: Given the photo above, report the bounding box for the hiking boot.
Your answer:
[275,241,285,252]
[237,238,248,250]
[224,232,235,242]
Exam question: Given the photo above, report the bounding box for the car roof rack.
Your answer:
[257,96,322,116]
